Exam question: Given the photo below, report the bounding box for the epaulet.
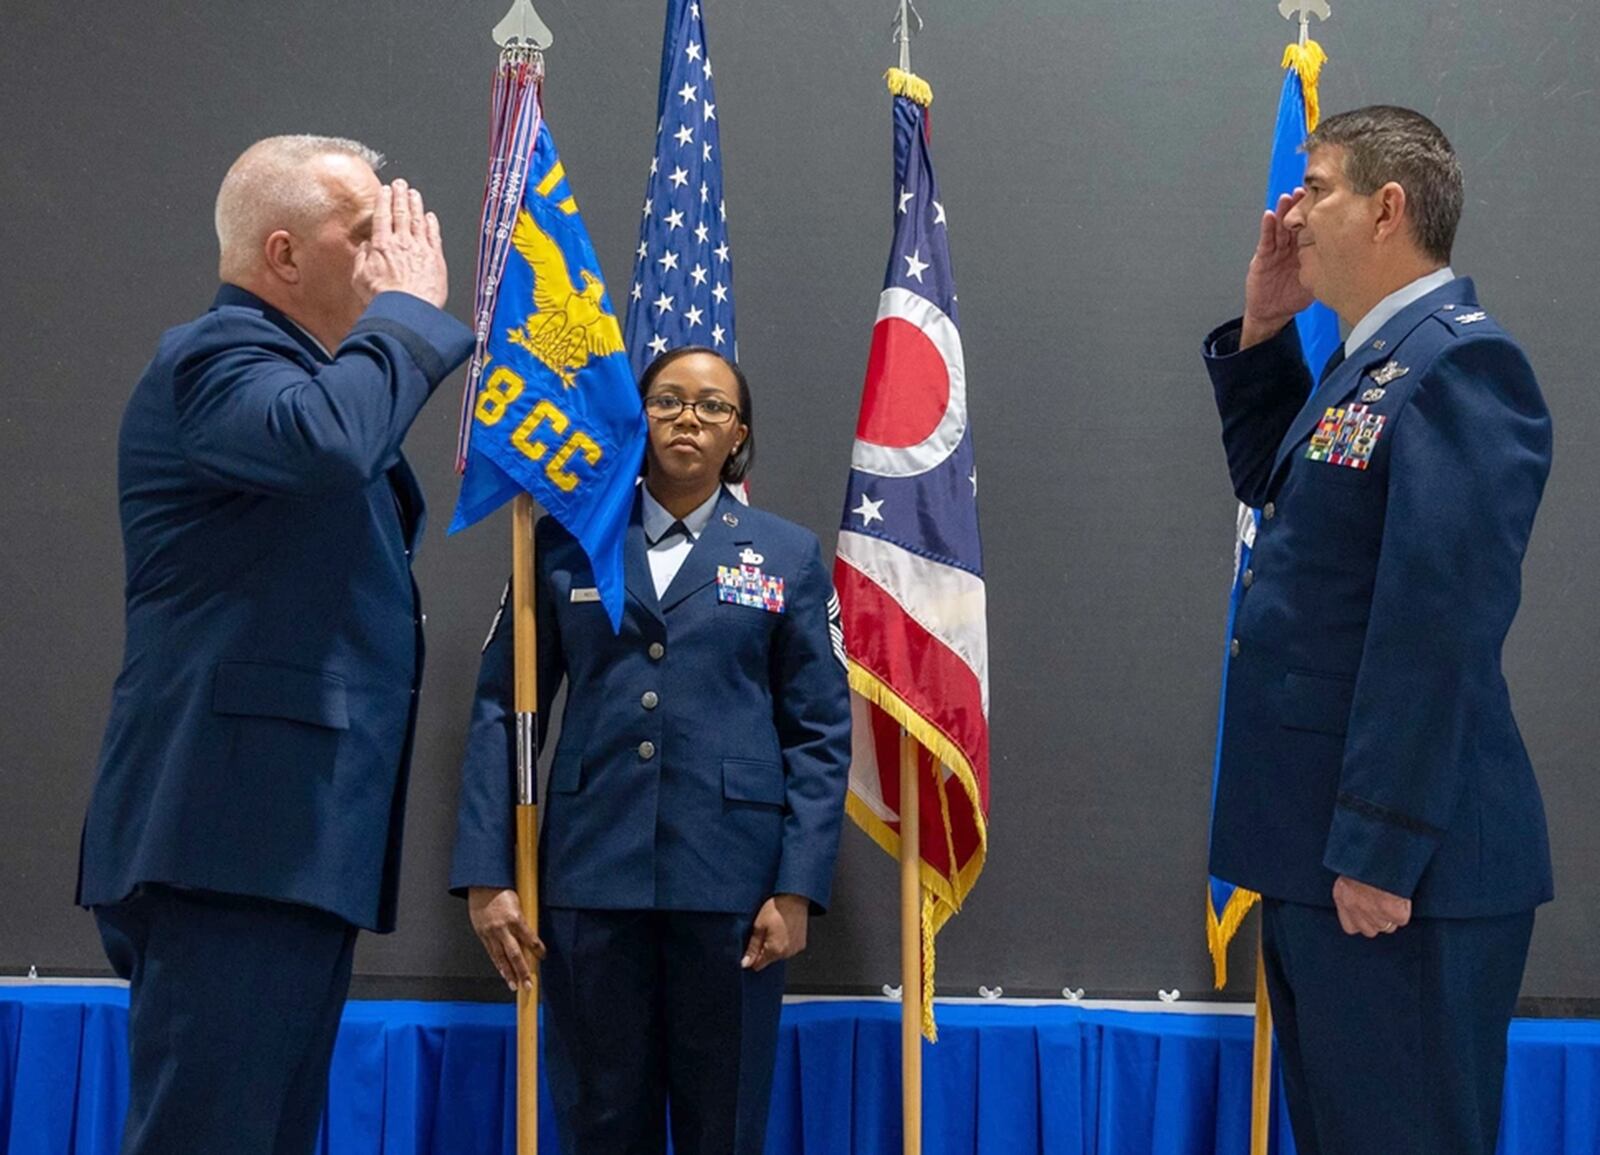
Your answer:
[1432,302,1503,336]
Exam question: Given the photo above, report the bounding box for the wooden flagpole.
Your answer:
[1250,929,1273,1155]
[479,9,553,1152]
[891,7,925,1151]
[899,731,922,1155]
[512,494,541,1154]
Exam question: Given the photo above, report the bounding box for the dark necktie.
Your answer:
[656,520,691,547]
[1319,346,1347,384]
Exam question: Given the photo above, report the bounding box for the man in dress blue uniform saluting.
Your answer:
[77,135,474,1154]
[1202,106,1553,1154]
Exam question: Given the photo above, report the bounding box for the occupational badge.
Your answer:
[1369,360,1409,387]
[1361,387,1387,403]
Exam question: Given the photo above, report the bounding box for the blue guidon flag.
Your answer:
[451,56,647,632]
[835,68,990,1041]
[1206,35,1342,987]
[623,0,735,375]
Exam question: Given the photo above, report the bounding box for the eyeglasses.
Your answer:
[643,395,741,425]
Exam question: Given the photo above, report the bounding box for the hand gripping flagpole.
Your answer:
[888,11,927,1154]
[489,8,552,1153]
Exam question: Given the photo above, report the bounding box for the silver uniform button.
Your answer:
[641,691,659,710]
[648,642,665,660]
[1262,502,1276,520]
[1230,638,1241,657]
[638,741,656,760]
[1241,569,1254,589]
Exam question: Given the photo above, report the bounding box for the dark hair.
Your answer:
[637,345,755,484]
[1305,105,1463,264]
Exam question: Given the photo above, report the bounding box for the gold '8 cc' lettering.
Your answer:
[546,432,602,493]
[475,366,525,426]
[512,399,568,461]
[511,400,604,493]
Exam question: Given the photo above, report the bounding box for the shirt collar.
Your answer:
[1344,266,1456,357]
[641,485,720,545]
[282,316,334,362]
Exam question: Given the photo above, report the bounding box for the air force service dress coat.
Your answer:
[451,487,853,916]
[1202,276,1553,915]
[78,284,474,933]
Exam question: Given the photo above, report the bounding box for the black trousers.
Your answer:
[540,907,788,1155]
[94,885,358,1155]
[1261,898,1534,1155]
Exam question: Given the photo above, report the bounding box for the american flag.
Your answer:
[623,0,734,375]
[835,71,989,1040]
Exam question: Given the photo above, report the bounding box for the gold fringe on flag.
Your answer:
[1280,40,1327,131]
[845,661,990,1041]
[885,67,933,108]
[1206,883,1261,989]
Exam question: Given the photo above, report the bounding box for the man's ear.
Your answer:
[262,230,301,284]
[1372,181,1410,245]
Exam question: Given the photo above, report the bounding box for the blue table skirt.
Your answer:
[2,987,1596,1154]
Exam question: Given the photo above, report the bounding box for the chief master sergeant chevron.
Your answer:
[1201,106,1552,1154]
[75,135,474,1155]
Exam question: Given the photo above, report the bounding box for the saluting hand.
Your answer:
[1332,875,1412,938]
[468,886,545,992]
[1241,189,1316,350]
[742,894,811,973]
[353,178,450,309]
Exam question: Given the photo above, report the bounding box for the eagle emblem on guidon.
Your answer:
[506,208,625,388]
[852,286,968,477]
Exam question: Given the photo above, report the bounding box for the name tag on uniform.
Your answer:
[570,587,601,603]
[1307,403,1386,470]
[717,564,786,614]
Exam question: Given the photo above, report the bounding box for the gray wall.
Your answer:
[2,0,1596,1005]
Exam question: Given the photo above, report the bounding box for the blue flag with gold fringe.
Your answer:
[451,119,647,632]
[1206,38,1341,987]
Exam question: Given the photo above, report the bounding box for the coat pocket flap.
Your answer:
[1282,670,1356,737]
[722,758,785,806]
[212,660,350,731]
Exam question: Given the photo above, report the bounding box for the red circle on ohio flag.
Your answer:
[855,317,951,447]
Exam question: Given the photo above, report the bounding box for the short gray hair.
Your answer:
[214,135,385,280]
[1305,106,1463,265]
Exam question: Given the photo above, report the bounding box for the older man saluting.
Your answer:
[1202,106,1553,1154]
[76,135,473,1154]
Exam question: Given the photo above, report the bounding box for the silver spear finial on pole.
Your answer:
[493,0,553,50]
[1278,0,1331,47]
[892,0,923,73]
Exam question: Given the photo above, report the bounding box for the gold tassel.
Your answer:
[1206,884,1261,989]
[921,888,939,1041]
[1280,40,1328,132]
[885,67,934,108]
